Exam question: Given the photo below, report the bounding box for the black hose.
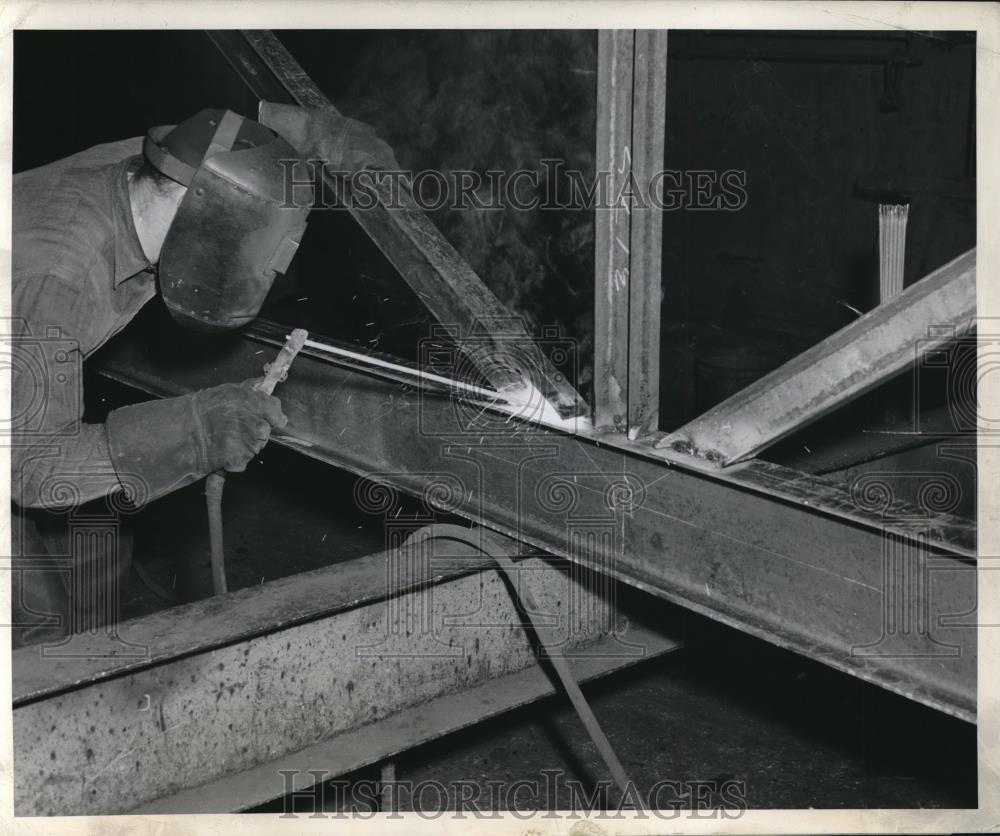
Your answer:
[403,523,637,802]
[206,472,228,595]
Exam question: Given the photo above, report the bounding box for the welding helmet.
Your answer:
[144,108,313,332]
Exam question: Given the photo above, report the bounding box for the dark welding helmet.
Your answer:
[144,108,313,332]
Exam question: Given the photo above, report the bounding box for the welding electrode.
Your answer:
[205,329,309,596]
[292,334,511,405]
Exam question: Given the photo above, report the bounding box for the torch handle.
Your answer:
[207,327,309,597]
[254,328,308,395]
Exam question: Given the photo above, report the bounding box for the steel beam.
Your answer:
[93,318,977,722]
[15,530,670,814]
[594,29,667,436]
[594,30,634,431]
[627,30,667,438]
[134,624,677,813]
[207,30,587,419]
[656,248,977,465]
[13,530,508,705]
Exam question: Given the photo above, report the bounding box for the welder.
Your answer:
[10,104,396,648]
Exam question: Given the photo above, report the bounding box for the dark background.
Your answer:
[13,29,975,425]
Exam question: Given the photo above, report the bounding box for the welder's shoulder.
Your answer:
[13,138,143,280]
[15,137,143,182]
[12,139,143,334]
[13,137,144,231]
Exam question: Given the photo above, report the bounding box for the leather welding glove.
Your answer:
[106,381,287,505]
[258,101,399,173]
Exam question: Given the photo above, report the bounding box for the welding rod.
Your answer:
[878,203,908,304]
[206,329,309,596]
[293,334,513,403]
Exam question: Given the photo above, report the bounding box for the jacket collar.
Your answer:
[112,156,154,288]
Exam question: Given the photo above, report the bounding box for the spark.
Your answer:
[836,299,864,317]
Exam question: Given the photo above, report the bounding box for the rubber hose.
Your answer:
[403,523,637,802]
[206,471,228,595]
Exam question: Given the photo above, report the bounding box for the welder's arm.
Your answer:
[105,383,287,506]
[10,275,123,510]
[258,101,399,173]
[11,424,121,510]
[13,384,286,510]
[11,277,287,510]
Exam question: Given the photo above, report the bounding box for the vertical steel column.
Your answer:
[594,30,635,431]
[594,30,667,437]
[627,30,668,437]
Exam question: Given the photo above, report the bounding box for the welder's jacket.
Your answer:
[11,138,147,645]
[12,138,150,510]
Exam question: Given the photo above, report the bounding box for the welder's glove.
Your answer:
[106,381,287,505]
[258,101,399,173]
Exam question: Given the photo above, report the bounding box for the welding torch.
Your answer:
[205,328,519,596]
[205,329,308,596]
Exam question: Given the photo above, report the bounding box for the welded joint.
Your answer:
[659,436,729,465]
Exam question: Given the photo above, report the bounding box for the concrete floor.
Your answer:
[380,623,976,811]
[247,610,975,814]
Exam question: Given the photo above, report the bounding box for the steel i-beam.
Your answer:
[657,249,976,465]
[92,313,977,723]
[14,529,679,814]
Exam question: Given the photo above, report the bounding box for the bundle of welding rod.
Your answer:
[878,203,909,304]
